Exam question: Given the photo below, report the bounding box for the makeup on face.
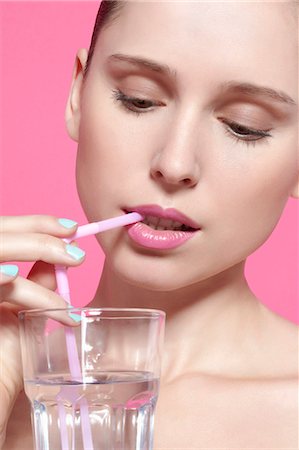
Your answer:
[104,53,297,115]
[76,0,297,292]
[100,57,297,151]
[124,205,201,250]
[213,87,297,124]
[104,53,177,95]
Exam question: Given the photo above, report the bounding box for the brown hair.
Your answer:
[84,1,124,78]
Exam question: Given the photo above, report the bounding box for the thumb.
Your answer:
[27,261,58,291]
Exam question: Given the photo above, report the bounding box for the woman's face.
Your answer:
[68,1,298,290]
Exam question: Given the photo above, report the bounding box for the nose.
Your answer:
[150,110,201,191]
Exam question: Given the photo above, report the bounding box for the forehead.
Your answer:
[102,1,297,45]
[96,1,298,100]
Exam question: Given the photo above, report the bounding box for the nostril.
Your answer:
[151,168,197,188]
[155,171,163,179]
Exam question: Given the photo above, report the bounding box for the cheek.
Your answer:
[210,138,297,255]
[75,98,127,220]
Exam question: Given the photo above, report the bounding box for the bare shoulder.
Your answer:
[154,372,298,449]
[258,301,298,339]
[256,302,298,377]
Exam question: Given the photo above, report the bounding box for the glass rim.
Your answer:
[18,307,166,320]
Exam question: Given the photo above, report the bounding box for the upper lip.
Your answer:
[124,204,201,230]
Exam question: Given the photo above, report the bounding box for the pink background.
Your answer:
[1,2,298,324]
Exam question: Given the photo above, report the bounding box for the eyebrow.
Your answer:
[220,81,296,106]
[107,53,296,106]
[107,53,177,80]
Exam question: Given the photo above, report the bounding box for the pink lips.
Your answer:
[124,204,201,250]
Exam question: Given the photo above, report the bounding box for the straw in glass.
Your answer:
[54,212,143,449]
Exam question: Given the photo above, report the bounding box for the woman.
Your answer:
[1,1,298,448]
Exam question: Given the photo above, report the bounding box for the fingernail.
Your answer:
[0,264,19,277]
[66,244,85,260]
[67,306,82,323]
[58,218,78,229]
[68,312,82,323]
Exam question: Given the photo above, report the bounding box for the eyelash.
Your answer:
[220,118,272,147]
[111,88,159,116]
[111,88,273,146]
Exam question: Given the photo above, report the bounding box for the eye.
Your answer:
[111,88,165,116]
[219,118,273,146]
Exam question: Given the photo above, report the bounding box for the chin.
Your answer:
[100,232,248,293]
[107,255,190,292]
[106,248,249,297]
[106,251,216,293]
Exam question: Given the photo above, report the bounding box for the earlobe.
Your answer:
[290,177,299,199]
[290,187,299,199]
[65,48,88,142]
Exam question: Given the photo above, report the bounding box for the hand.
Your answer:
[0,215,85,446]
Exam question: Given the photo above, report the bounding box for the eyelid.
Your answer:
[112,89,272,135]
[220,118,273,146]
[111,89,272,147]
[216,104,274,129]
[121,91,165,106]
[111,88,165,111]
[218,117,272,135]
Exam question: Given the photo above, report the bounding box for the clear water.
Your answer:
[25,371,159,450]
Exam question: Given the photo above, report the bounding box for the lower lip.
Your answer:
[127,222,199,250]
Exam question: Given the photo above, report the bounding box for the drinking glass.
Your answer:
[19,307,165,450]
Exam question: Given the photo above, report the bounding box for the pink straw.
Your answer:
[64,212,143,242]
[55,267,92,450]
[54,212,143,449]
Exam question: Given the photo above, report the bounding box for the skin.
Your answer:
[1,1,298,448]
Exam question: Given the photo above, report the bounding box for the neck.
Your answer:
[91,259,252,312]
[90,261,268,380]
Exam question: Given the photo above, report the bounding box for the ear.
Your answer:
[65,48,88,142]
[290,179,299,199]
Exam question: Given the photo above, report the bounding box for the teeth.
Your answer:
[146,215,160,228]
[158,218,175,229]
[142,216,190,231]
[172,221,182,230]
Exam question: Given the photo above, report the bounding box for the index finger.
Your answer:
[0,276,78,326]
[0,215,78,237]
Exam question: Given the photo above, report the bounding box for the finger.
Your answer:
[0,264,19,286]
[27,261,57,291]
[0,215,78,237]
[2,233,86,265]
[0,276,77,326]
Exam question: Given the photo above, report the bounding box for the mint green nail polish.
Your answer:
[66,244,85,260]
[68,312,81,323]
[59,218,78,229]
[0,264,19,277]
